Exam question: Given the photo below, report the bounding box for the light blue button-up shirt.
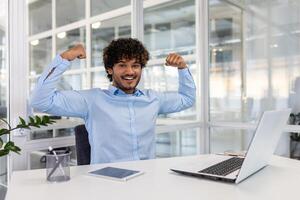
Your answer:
[30,55,196,164]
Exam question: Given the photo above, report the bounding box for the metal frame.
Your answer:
[131,0,144,41]
[9,0,28,172]
[0,0,9,188]
[27,2,133,91]
[196,0,210,154]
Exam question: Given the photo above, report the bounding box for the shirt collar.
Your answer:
[108,85,144,97]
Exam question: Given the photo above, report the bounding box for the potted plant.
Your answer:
[0,115,55,157]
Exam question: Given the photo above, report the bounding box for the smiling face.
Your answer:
[107,58,142,94]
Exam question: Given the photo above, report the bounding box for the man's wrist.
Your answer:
[55,54,71,70]
[178,65,188,70]
[61,51,73,61]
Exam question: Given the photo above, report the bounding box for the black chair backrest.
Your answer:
[74,124,91,165]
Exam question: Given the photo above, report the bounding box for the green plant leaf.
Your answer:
[0,115,56,157]
[19,117,26,126]
[35,116,41,124]
[13,145,21,152]
[8,146,21,154]
[4,141,14,149]
[11,146,21,155]
[42,116,49,123]
[32,124,41,128]
[29,116,35,124]
[0,129,8,136]
[3,141,21,155]
[0,149,9,157]
[39,116,55,126]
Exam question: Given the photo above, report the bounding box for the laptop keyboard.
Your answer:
[199,157,244,176]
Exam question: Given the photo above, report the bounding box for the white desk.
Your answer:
[6,155,300,200]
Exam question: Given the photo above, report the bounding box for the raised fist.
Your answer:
[60,44,86,61]
[165,53,187,69]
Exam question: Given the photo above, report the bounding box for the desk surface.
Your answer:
[6,155,300,200]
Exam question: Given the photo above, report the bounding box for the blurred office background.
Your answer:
[1,0,300,192]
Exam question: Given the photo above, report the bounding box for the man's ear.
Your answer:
[107,68,113,75]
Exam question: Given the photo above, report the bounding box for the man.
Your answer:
[31,38,196,164]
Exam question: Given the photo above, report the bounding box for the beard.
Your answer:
[112,74,141,94]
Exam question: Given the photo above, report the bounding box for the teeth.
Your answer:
[123,77,134,80]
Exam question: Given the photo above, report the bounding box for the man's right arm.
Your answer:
[30,44,89,118]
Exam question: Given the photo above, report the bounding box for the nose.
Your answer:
[125,66,134,75]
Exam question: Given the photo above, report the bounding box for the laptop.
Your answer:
[170,109,291,184]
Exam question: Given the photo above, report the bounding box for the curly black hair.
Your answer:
[103,38,149,82]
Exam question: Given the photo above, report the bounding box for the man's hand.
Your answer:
[165,53,187,69]
[60,44,86,61]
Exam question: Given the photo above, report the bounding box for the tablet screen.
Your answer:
[89,167,140,179]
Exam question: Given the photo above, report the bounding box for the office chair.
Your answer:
[74,124,91,165]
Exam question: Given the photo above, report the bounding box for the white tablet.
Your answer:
[88,167,144,181]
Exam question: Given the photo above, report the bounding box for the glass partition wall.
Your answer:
[209,0,300,122]
[209,0,300,155]
[26,0,200,169]
[0,0,9,197]
[24,0,300,170]
[143,0,199,157]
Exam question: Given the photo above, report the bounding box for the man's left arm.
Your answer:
[157,53,196,114]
